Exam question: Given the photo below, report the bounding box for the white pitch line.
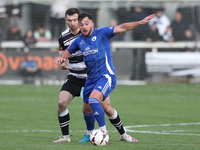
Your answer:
[125,122,200,128]
[0,122,199,136]
[0,130,88,133]
[124,122,200,136]
[124,129,200,136]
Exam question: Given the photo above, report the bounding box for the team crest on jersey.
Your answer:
[92,36,97,41]
[109,26,114,29]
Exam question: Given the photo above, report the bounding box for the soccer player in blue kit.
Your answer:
[54,12,155,142]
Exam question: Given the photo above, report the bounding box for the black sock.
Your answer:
[109,114,125,135]
[58,113,70,135]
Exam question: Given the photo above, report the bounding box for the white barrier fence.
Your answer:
[111,41,199,52]
[1,41,200,84]
[1,41,198,51]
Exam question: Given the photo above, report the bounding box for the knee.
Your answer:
[83,103,93,114]
[103,107,114,116]
[58,98,67,109]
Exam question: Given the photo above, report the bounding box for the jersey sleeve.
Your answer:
[99,26,115,38]
[67,38,80,54]
[58,35,66,51]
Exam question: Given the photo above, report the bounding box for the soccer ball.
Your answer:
[90,129,109,146]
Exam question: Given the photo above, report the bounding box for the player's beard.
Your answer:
[83,27,93,37]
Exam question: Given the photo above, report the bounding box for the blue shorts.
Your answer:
[83,74,117,103]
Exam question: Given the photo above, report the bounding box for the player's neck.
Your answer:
[70,28,80,35]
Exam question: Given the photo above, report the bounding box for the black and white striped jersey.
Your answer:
[58,28,87,79]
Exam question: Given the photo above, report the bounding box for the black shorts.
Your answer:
[60,75,86,97]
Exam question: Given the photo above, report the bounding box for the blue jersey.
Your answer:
[67,26,116,80]
[22,60,38,69]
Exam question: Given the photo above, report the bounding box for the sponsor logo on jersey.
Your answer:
[91,36,97,41]
[82,48,98,56]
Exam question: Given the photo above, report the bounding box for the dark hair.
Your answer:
[78,12,93,22]
[65,8,80,17]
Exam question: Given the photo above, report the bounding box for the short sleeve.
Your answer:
[67,38,79,54]
[58,35,65,51]
[99,26,115,38]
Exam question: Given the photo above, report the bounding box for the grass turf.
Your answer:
[0,83,200,150]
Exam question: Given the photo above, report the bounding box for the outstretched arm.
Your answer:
[114,14,155,34]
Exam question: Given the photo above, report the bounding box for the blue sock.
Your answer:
[83,112,95,131]
[88,97,105,127]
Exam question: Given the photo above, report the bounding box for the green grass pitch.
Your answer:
[0,83,200,150]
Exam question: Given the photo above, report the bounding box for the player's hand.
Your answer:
[60,65,72,70]
[53,57,66,64]
[141,14,155,24]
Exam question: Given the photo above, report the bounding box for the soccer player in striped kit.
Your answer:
[53,8,87,143]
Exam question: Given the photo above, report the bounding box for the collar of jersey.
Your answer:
[83,29,96,45]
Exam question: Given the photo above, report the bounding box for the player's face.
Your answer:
[79,17,94,37]
[66,13,79,33]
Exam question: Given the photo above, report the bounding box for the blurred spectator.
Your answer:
[176,28,194,52]
[171,11,189,41]
[183,29,195,41]
[146,23,163,42]
[6,24,21,40]
[129,6,149,41]
[0,2,8,40]
[149,9,170,38]
[110,19,117,26]
[21,53,41,83]
[163,26,174,42]
[23,29,36,47]
[109,19,124,41]
[184,29,195,52]
[183,29,195,52]
[34,27,52,42]
[50,1,69,40]
[7,0,22,27]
